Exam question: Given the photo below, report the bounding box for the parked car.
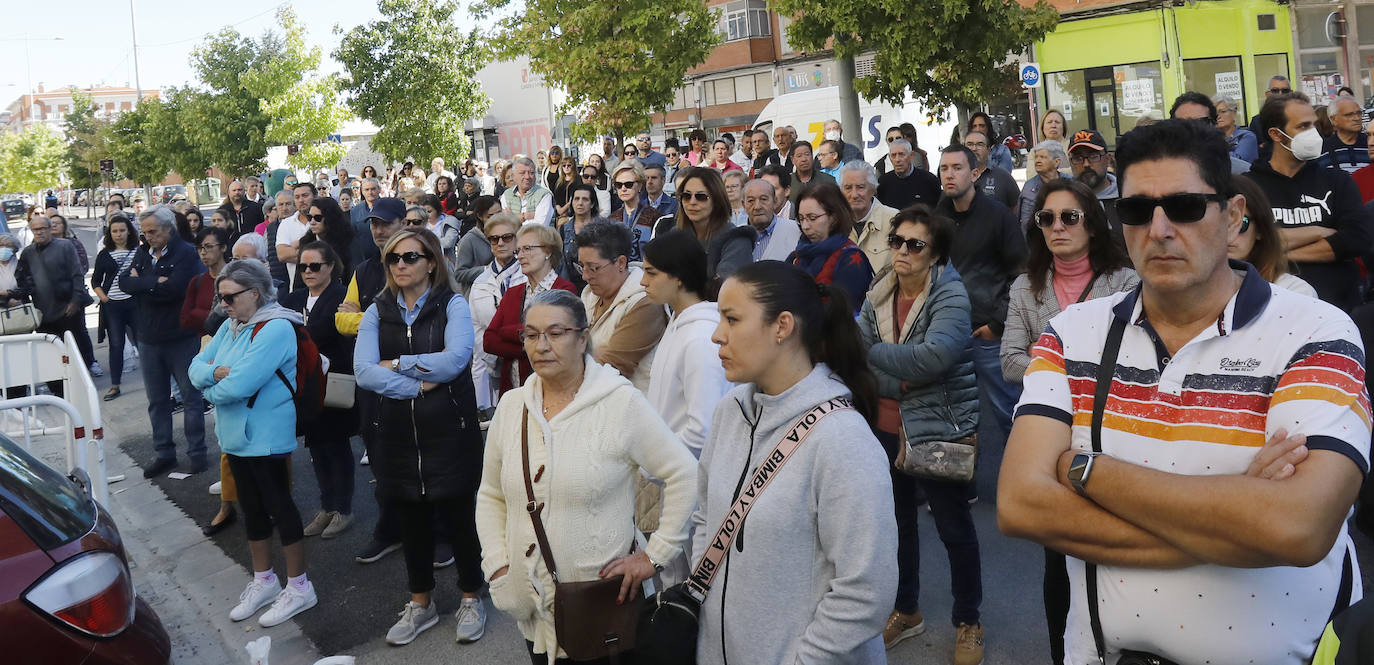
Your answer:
[0,431,171,664]
[2,198,24,221]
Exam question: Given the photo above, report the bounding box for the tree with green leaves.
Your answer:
[148,87,214,183]
[474,0,719,145]
[63,89,113,191]
[335,0,489,165]
[772,0,1059,112]
[246,7,349,173]
[106,101,170,187]
[0,124,68,194]
[182,27,281,177]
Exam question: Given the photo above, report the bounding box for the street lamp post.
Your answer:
[129,0,142,107]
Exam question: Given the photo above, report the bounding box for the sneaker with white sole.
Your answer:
[386,600,438,646]
[360,452,370,465]
[208,481,222,495]
[321,512,351,539]
[258,583,317,627]
[302,511,334,537]
[454,596,486,643]
[89,362,104,377]
[229,578,281,622]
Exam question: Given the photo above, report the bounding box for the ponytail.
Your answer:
[730,261,879,424]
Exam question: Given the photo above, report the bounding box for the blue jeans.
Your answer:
[139,336,206,463]
[877,430,982,625]
[970,336,1021,495]
[103,299,138,384]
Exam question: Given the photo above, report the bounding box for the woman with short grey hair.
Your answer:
[233,233,268,262]
[189,256,317,627]
[1017,140,1069,229]
[1214,94,1259,163]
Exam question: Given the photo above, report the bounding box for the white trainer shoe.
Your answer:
[229,578,281,622]
[258,583,317,627]
[455,596,487,643]
[208,481,221,495]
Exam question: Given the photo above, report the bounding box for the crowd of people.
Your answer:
[5,90,1374,664]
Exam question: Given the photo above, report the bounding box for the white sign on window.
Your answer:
[1121,79,1154,109]
[1215,71,1243,99]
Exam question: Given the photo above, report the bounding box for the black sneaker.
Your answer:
[433,543,455,569]
[143,458,176,479]
[204,402,215,416]
[355,539,402,564]
[170,399,184,414]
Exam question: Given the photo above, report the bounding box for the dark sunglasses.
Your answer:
[582,172,598,179]
[887,234,928,253]
[678,191,710,202]
[487,232,516,244]
[218,287,253,305]
[1268,87,1291,94]
[1033,209,1085,228]
[614,180,638,189]
[307,213,326,222]
[624,150,639,156]
[405,217,426,226]
[1116,193,1227,226]
[385,251,430,265]
[301,262,327,273]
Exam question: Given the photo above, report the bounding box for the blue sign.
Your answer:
[1020,63,1041,88]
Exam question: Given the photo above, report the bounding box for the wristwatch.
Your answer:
[648,554,666,573]
[1067,452,1103,497]
[390,358,400,372]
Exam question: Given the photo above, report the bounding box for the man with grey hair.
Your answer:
[266,190,295,285]
[232,233,269,262]
[349,177,383,267]
[744,178,801,262]
[1018,139,1068,228]
[877,138,941,209]
[773,125,798,171]
[121,205,208,478]
[1321,95,1370,174]
[966,130,1021,210]
[841,160,897,271]
[424,157,455,194]
[501,157,553,225]
[10,215,93,391]
[823,118,864,163]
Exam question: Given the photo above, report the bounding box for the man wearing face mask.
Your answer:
[1244,92,1374,312]
[822,119,864,163]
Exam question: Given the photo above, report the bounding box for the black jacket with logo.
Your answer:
[1243,159,1374,312]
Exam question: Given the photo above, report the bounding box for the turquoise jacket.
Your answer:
[189,304,301,457]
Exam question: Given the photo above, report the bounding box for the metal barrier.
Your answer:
[0,332,110,507]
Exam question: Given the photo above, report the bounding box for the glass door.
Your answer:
[1089,74,1119,147]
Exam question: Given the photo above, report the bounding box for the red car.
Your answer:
[0,432,171,664]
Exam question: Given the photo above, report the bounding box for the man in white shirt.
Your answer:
[500,157,553,226]
[276,182,314,284]
[424,157,455,194]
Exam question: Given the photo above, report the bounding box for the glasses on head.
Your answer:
[1116,193,1227,226]
[198,243,222,252]
[1068,151,1107,165]
[405,217,426,226]
[1033,209,1086,228]
[886,235,928,254]
[384,251,431,265]
[301,262,327,273]
[575,259,615,277]
[519,325,587,344]
[218,287,253,305]
[614,180,638,190]
[487,232,516,245]
[515,244,546,255]
[307,214,326,222]
[678,191,710,202]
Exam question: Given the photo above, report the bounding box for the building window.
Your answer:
[1183,56,1245,117]
[1045,61,1165,150]
[715,78,736,105]
[735,74,756,103]
[1295,6,1345,106]
[723,0,769,41]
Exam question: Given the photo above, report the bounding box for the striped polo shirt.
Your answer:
[1016,262,1370,665]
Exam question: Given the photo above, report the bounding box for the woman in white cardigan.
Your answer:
[475,289,697,664]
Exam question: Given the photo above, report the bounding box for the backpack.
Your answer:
[246,319,326,430]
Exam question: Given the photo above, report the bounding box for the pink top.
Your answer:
[711,160,744,172]
[1051,253,1094,310]
[685,150,705,166]
[254,221,269,236]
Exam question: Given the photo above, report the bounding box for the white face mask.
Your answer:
[824,130,841,141]
[0,247,12,262]
[1279,127,1323,161]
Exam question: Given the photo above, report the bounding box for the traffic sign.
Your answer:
[1020,63,1042,88]
[99,159,114,173]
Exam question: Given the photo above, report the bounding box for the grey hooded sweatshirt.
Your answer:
[691,364,897,665]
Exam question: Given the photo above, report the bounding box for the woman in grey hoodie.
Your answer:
[693,260,897,664]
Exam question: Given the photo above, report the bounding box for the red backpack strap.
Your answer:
[249,320,269,340]
[245,320,296,408]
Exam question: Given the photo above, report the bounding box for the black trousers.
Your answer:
[397,493,483,594]
[226,454,304,546]
[1044,547,1069,665]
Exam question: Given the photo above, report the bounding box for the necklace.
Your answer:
[541,378,582,417]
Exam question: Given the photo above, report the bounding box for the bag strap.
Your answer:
[1075,272,1101,304]
[684,396,855,601]
[246,322,297,408]
[1086,316,1127,664]
[522,406,562,583]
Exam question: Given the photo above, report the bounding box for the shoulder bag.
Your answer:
[636,396,855,665]
[0,302,40,335]
[521,406,640,662]
[302,296,355,409]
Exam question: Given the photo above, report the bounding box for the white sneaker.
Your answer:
[455,596,486,643]
[360,452,370,466]
[386,600,438,646]
[89,362,104,377]
[258,583,317,627]
[208,481,221,495]
[229,578,281,621]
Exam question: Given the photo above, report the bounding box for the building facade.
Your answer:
[1,85,158,135]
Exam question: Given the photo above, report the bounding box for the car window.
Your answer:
[0,433,95,550]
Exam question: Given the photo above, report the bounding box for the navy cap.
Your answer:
[367,197,406,224]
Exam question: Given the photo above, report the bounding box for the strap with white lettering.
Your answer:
[685,396,854,600]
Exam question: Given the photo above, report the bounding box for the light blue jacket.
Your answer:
[189,304,301,457]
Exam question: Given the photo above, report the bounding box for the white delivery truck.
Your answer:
[751,87,959,164]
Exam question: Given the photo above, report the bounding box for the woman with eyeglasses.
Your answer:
[470,214,524,416]
[93,216,145,402]
[454,195,502,293]
[1214,95,1259,164]
[416,197,461,267]
[552,159,579,223]
[354,228,488,648]
[1228,175,1317,297]
[558,183,603,292]
[475,288,697,665]
[786,182,874,314]
[281,241,357,541]
[856,206,986,655]
[292,197,354,292]
[484,222,578,398]
[654,168,756,281]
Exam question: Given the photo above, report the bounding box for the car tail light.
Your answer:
[24,551,135,637]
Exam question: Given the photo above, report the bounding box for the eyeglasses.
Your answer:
[798,213,828,225]
[405,217,426,226]
[519,325,587,344]
[487,232,516,244]
[198,243,222,251]
[219,287,253,305]
[614,180,638,190]
[624,150,639,157]
[1068,152,1107,165]
[301,262,327,273]
[816,151,835,158]
[307,214,326,222]
[384,251,431,265]
[1116,193,1227,226]
[886,136,902,143]
[575,259,616,276]
[678,191,710,202]
[886,235,928,254]
[1033,209,1086,228]
[964,141,987,149]
[515,244,547,255]
[665,152,679,158]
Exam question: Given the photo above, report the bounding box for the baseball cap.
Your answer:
[1068,129,1107,153]
[367,197,406,224]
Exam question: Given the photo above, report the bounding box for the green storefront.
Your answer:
[1035,0,1296,149]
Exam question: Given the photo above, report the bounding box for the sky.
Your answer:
[1,0,389,98]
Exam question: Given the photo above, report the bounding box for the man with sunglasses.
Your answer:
[1247,75,1293,142]
[662,138,683,195]
[634,131,666,169]
[1003,117,1371,665]
[1243,92,1374,312]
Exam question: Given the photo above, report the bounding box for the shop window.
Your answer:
[1183,56,1245,117]
[1254,53,1291,90]
[1296,7,1341,48]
